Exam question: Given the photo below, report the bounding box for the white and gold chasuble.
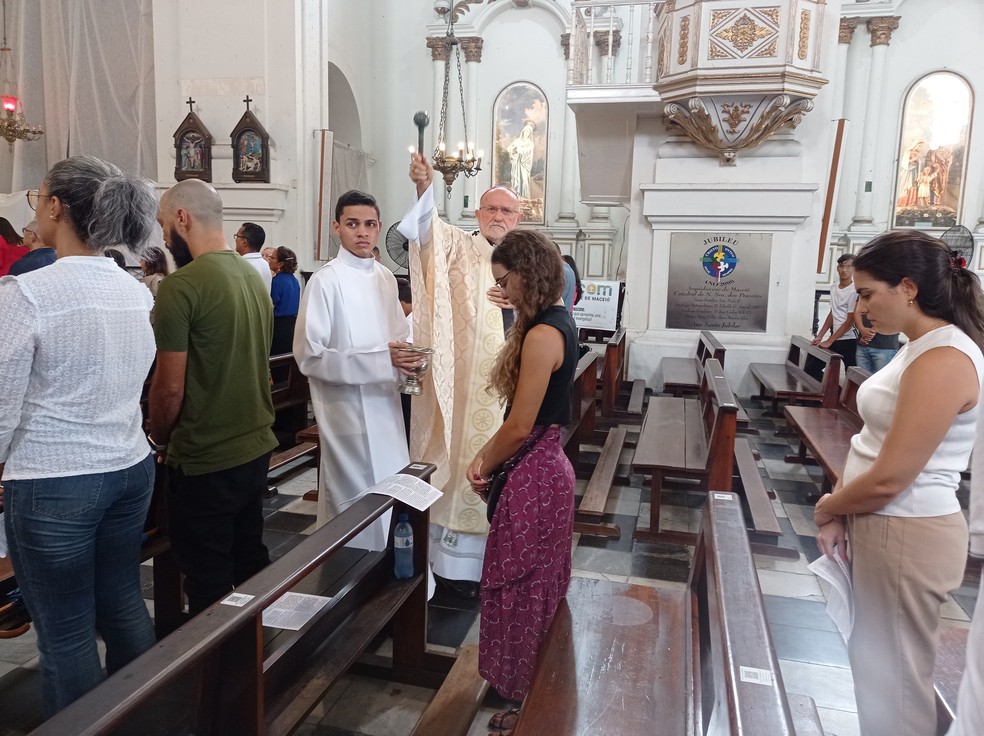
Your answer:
[399,185,505,539]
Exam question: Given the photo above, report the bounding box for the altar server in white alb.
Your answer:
[294,189,420,550]
[399,154,520,597]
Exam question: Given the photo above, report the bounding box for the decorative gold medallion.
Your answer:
[715,13,772,53]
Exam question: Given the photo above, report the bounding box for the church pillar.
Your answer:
[460,36,483,222]
[592,30,621,86]
[558,33,577,223]
[426,36,449,217]
[832,17,860,230]
[849,16,900,232]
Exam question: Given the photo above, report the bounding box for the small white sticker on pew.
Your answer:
[739,666,774,686]
[712,493,734,501]
[221,592,255,607]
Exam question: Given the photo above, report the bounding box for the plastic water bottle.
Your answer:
[394,513,414,579]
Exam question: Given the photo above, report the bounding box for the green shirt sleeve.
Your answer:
[153,274,194,352]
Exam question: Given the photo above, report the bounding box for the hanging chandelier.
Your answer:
[0,0,43,152]
[432,12,482,194]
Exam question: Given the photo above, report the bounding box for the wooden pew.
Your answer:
[29,463,453,736]
[749,335,843,415]
[782,367,869,492]
[631,359,737,545]
[513,492,823,736]
[561,351,600,467]
[661,329,726,397]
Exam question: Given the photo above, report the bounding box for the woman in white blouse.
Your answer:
[814,231,984,736]
[0,156,159,717]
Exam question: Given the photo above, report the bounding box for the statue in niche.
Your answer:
[507,121,536,198]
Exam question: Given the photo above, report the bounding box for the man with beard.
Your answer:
[148,179,277,615]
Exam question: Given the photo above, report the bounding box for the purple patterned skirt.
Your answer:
[478,426,575,701]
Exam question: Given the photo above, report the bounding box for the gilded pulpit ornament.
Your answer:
[721,102,752,135]
[798,11,810,60]
[678,16,689,65]
[654,0,827,163]
[715,13,771,52]
[173,97,213,182]
[665,95,813,165]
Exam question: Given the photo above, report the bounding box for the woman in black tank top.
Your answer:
[466,230,577,723]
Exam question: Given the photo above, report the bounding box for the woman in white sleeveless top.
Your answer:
[813,231,984,736]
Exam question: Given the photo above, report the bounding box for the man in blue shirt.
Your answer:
[9,221,56,275]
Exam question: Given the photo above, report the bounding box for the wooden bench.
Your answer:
[631,358,737,545]
[513,492,823,735]
[661,329,726,397]
[29,463,459,736]
[749,335,843,415]
[409,643,488,736]
[783,367,869,492]
[573,425,628,540]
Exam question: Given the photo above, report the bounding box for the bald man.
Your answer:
[397,155,524,598]
[149,179,277,615]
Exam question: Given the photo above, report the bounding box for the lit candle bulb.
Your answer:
[457,141,464,152]
[408,145,416,154]
[439,141,446,152]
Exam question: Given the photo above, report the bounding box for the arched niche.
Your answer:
[492,82,549,224]
[893,71,974,229]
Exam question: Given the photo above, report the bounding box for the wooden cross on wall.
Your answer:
[186,97,195,113]
[243,95,252,111]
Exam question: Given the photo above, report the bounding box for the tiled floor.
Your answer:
[0,395,978,736]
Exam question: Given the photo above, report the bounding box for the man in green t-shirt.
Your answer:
[149,179,277,615]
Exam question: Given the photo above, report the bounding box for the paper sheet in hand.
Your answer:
[364,473,443,511]
[262,592,331,630]
[808,549,854,640]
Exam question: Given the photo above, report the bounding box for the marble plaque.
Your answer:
[666,232,772,332]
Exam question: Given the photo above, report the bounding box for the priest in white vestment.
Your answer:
[294,190,419,551]
[399,154,523,593]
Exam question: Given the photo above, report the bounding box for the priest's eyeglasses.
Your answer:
[494,271,512,288]
[26,190,54,211]
[479,205,518,217]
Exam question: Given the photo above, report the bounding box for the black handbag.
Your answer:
[482,427,547,523]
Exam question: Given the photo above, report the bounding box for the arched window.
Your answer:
[492,82,548,224]
[893,72,973,229]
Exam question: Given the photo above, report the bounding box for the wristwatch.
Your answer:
[147,435,167,454]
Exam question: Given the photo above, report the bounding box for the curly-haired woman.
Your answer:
[466,229,577,733]
[814,231,984,735]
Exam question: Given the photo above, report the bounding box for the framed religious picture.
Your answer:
[230,96,271,183]
[892,72,973,230]
[172,97,212,182]
[492,81,548,225]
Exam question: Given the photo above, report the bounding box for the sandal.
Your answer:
[488,708,520,731]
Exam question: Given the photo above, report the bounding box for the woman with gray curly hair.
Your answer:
[0,156,159,717]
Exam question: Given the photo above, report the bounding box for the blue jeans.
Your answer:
[856,346,897,373]
[4,454,156,717]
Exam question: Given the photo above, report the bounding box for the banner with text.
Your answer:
[573,280,621,331]
[666,233,772,332]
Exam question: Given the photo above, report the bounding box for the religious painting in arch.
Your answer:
[893,71,973,230]
[230,96,271,183]
[492,82,548,225]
